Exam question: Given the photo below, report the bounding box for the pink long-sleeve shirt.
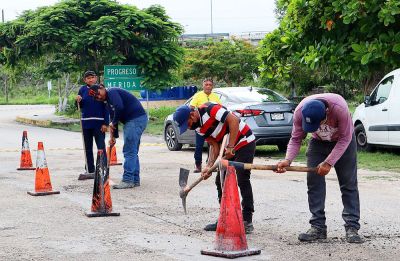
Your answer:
[286,93,354,166]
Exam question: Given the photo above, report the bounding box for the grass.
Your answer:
[145,106,177,135]
[357,149,400,172]
[0,95,59,105]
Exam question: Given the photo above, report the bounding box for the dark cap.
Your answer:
[88,84,101,96]
[301,99,326,133]
[173,105,192,134]
[83,70,97,78]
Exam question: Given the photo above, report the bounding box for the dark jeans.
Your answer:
[215,142,256,223]
[83,128,106,173]
[194,132,205,165]
[306,134,360,230]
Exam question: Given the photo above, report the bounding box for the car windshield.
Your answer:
[225,88,288,104]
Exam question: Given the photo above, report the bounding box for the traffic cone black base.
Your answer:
[85,211,120,217]
[200,248,261,258]
[78,172,95,180]
[17,167,36,171]
[86,150,119,218]
[27,191,60,196]
[111,163,122,166]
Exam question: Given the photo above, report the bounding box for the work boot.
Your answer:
[298,226,327,242]
[345,227,364,243]
[244,221,254,234]
[204,221,218,231]
[112,181,135,189]
[194,163,202,173]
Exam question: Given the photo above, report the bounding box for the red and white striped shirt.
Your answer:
[196,103,255,151]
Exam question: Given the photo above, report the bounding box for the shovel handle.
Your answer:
[222,160,316,173]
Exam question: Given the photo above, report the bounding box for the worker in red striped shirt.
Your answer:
[173,102,256,234]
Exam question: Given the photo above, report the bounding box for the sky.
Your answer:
[2,0,279,34]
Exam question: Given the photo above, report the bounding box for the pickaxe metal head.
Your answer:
[179,168,190,214]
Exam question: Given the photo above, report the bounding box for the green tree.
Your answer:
[183,39,259,86]
[260,0,400,97]
[0,0,183,109]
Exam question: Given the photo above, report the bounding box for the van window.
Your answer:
[370,76,393,105]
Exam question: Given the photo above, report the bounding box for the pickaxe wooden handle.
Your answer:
[180,135,228,202]
[220,159,316,172]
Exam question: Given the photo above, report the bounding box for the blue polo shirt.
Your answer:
[77,85,109,129]
[106,88,146,126]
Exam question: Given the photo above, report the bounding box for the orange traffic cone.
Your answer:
[85,149,120,217]
[27,142,60,196]
[17,131,36,170]
[201,166,261,258]
[107,145,122,166]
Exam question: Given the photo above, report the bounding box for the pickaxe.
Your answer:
[179,135,228,214]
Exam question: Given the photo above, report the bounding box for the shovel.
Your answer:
[179,135,228,214]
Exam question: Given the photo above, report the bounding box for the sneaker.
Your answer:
[298,226,327,242]
[204,221,218,231]
[194,163,202,173]
[133,183,140,187]
[244,221,254,234]
[112,181,135,189]
[345,227,364,243]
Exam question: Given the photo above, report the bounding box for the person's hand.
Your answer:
[76,95,82,103]
[201,166,212,180]
[100,125,108,133]
[224,147,235,159]
[275,159,291,173]
[109,137,116,147]
[316,161,331,176]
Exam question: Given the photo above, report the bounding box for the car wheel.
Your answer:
[165,124,183,151]
[277,142,288,152]
[355,124,373,152]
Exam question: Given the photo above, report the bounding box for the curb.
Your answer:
[16,116,79,127]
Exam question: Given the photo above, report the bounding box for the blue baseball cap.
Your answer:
[301,99,326,133]
[173,105,191,134]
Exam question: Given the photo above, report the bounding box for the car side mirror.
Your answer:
[378,97,387,104]
[363,95,370,106]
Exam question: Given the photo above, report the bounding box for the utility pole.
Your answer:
[210,0,213,35]
[2,9,4,23]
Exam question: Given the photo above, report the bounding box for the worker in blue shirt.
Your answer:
[76,71,109,179]
[89,84,148,189]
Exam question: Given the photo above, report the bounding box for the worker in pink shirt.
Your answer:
[275,93,363,244]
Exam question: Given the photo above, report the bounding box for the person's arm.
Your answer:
[324,107,353,166]
[276,109,306,173]
[76,87,84,108]
[224,113,239,157]
[100,103,109,133]
[201,137,220,180]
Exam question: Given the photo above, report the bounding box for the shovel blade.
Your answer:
[179,168,190,188]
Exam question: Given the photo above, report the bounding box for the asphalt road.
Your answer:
[1,105,400,261]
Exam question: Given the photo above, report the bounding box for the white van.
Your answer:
[352,68,400,150]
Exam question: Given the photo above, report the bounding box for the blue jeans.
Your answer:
[122,114,148,184]
[194,132,205,165]
[306,134,360,230]
[83,128,105,173]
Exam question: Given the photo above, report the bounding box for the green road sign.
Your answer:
[104,65,141,78]
[104,78,144,91]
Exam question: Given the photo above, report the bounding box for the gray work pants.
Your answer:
[306,134,360,230]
